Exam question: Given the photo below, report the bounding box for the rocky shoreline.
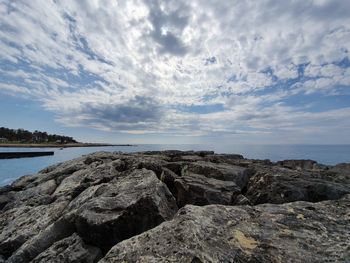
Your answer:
[0,150,349,262]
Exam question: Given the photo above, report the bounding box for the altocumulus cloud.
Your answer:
[0,0,350,142]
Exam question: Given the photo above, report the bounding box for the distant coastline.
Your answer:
[0,143,135,148]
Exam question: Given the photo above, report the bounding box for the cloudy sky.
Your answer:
[0,0,350,144]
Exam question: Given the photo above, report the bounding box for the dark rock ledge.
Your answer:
[0,151,349,263]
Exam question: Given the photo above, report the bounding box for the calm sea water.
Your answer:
[1,144,350,186]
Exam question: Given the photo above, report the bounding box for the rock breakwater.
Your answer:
[0,151,349,262]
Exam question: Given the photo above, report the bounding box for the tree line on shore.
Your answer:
[0,127,77,143]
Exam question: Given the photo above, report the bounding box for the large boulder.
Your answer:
[4,168,177,263]
[245,166,350,204]
[181,161,253,189]
[276,159,319,170]
[66,169,178,252]
[204,153,244,164]
[329,163,350,182]
[0,201,69,258]
[1,152,179,262]
[174,173,242,207]
[159,161,252,207]
[100,194,350,263]
[32,233,102,263]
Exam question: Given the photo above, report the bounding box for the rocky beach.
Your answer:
[0,150,349,262]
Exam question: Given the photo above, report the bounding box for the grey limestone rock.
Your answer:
[245,165,350,204]
[32,233,102,263]
[174,172,241,207]
[100,195,350,263]
[0,151,349,262]
[66,168,178,252]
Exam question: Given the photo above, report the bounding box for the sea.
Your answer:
[1,144,350,186]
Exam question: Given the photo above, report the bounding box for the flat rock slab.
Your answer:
[100,195,350,263]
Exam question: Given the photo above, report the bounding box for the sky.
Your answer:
[0,0,350,144]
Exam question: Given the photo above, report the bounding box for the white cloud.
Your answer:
[0,0,350,142]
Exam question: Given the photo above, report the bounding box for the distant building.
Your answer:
[0,137,8,142]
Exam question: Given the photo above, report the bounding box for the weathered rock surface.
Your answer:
[101,195,350,263]
[181,161,253,188]
[0,201,69,258]
[276,159,320,170]
[245,165,350,204]
[32,233,102,263]
[66,169,178,252]
[0,150,349,262]
[174,172,241,207]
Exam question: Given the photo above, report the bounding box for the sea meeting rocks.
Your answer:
[0,150,349,262]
